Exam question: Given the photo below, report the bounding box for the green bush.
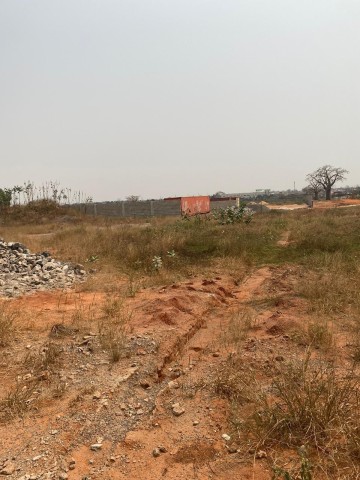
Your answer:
[212,204,254,224]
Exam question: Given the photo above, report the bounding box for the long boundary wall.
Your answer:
[72,197,257,218]
[73,199,181,217]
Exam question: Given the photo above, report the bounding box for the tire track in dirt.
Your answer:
[78,267,274,480]
[153,267,272,382]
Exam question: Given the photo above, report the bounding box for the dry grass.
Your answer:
[290,319,334,351]
[98,323,127,363]
[0,303,18,347]
[0,381,40,421]
[98,294,131,362]
[212,351,360,477]
[1,210,288,283]
[212,354,256,405]
[353,332,360,363]
[220,307,255,349]
[0,343,63,421]
[69,294,98,329]
[306,320,334,350]
[1,202,360,475]
[272,447,313,480]
[51,379,67,399]
[23,342,62,374]
[297,254,360,316]
[251,356,356,447]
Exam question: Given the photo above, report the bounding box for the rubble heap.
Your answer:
[0,239,86,297]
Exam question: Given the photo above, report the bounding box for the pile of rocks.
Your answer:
[0,239,86,297]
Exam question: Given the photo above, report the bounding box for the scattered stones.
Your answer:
[0,460,16,475]
[255,450,267,459]
[221,434,231,441]
[172,403,185,416]
[152,448,161,458]
[152,445,167,457]
[227,446,238,454]
[0,240,86,297]
[32,455,43,462]
[90,444,102,451]
[139,380,151,389]
[167,380,180,390]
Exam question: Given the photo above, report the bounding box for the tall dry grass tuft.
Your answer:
[23,342,62,374]
[249,354,357,447]
[0,303,18,347]
[69,294,97,329]
[98,294,131,362]
[220,308,255,350]
[0,381,39,421]
[0,342,63,421]
[212,351,360,476]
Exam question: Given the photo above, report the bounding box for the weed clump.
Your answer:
[212,351,360,475]
[250,355,356,447]
[0,382,39,420]
[98,294,131,362]
[0,342,63,421]
[0,303,17,347]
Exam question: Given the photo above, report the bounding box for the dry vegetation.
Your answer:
[0,204,360,479]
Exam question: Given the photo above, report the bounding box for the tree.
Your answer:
[306,165,348,201]
[303,177,322,200]
[12,185,23,205]
[0,188,12,208]
[126,195,140,202]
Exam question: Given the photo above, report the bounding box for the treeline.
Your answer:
[0,181,92,208]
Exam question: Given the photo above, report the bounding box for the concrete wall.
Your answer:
[210,199,238,210]
[73,199,181,217]
[73,198,275,218]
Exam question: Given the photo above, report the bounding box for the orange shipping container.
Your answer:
[180,196,210,216]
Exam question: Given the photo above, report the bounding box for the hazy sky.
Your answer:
[1,1,359,201]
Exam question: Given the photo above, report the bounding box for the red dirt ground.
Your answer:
[0,263,356,479]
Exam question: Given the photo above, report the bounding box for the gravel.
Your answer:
[0,239,86,297]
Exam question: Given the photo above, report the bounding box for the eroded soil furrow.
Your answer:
[0,266,303,480]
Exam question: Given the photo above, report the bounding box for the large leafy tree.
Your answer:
[306,165,348,200]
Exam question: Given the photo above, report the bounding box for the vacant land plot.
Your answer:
[0,206,360,479]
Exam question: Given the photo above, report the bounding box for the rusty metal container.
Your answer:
[180,196,210,216]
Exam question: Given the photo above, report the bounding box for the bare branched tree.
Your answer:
[306,165,348,200]
[303,177,323,200]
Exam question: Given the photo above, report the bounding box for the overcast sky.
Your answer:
[1,1,359,201]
